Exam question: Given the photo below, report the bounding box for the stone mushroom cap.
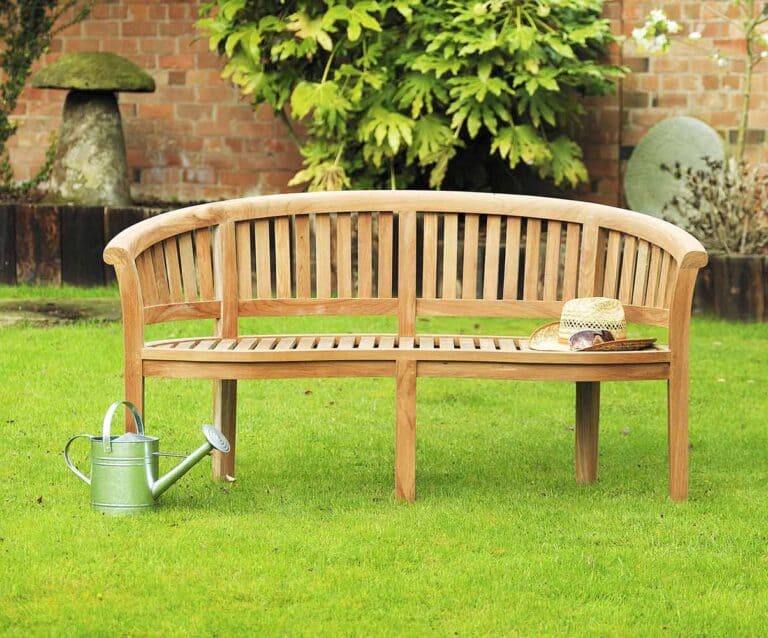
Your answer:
[31,52,155,92]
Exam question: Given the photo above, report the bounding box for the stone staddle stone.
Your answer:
[32,52,155,206]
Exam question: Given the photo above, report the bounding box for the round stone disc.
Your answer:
[624,116,724,219]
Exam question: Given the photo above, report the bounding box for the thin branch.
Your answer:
[278,108,302,149]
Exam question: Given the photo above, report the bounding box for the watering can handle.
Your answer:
[64,434,91,485]
[102,400,145,452]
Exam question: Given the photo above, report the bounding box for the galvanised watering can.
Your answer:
[64,401,230,514]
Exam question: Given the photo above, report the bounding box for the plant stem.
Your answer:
[278,109,302,150]
[736,0,757,161]
[321,41,343,84]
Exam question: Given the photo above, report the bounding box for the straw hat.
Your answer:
[529,297,655,352]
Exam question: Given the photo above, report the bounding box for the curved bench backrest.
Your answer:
[104,191,707,336]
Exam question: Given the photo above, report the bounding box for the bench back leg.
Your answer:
[667,373,688,501]
[575,381,600,484]
[395,360,417,502]
[213,379,237,480]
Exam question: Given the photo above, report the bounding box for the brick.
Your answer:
[194,119,232,136]
[62,38,103,53]
[217,105,258,122]
[195,82,231,104]
[183,168,215,184]
[149,5,168,19]
[169,4,190,20]
[154,86,196,103]
[168,71,186,85]
[176,104,214,120]
[140,38,177,55]
[728,129,765,145]
[623,57,649,73]
[83,20,120,38]
[653,57,690,73]
[656,93,688,108]
[139,103,174,119]
[623,91,649,108]
[260,171,294,191]
[122,20,158,37]
[706,110,737,127]
[220,171,258,187]
[109,39,140,55]
[159,54,196,69]
[128,4,149,20]
[203,152,235,169]
[160,21,193,37]
[187,69,224,85]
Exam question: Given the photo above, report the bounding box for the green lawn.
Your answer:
[1,288,766,636]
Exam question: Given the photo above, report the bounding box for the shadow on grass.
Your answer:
[158,430,672,515]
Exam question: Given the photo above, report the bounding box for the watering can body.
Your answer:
[64,401,230,515]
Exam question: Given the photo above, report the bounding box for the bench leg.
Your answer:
[668,374,688,501]
[395,360,417,502]
[125,370,144,433]
[575,381,600,484]
[212,379,237,480]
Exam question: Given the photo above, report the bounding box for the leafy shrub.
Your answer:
[662,157,768,256]
[0,0,92,198]
[198,0,624,191]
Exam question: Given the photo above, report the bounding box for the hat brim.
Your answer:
[579,338,657,352]
[528,322,658,352]
[528,322,570,351]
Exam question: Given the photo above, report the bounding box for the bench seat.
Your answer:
[142,335,671,383]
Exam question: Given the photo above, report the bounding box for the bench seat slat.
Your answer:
[358,335,375,349]
[296,336,317,350]
[255,337,277,351]
[378,336,395,349]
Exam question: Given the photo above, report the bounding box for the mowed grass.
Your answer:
[1,288,767,636]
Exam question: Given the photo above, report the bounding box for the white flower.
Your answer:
[632,26,647,42]
[688,31,702,40]
[666,20,680,34]
[650,9,666,22]
[718,57,728,67]
[652,34,669,51]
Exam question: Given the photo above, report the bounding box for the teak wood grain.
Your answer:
[105,190,707,502]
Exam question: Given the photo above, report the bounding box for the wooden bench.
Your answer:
[104,191,707,501]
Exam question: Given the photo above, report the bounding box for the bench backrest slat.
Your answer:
[523,218,542,300]
[357,213,374,297]
[542,220,561,302]
[442,214,459,299]
[422,213,439,298]
[503,217,522,299]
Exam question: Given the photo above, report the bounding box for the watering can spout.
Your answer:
[151,426,231,499]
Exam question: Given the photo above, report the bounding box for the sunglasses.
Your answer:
[569,329,615,351]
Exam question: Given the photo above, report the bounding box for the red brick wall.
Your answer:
[8,1,767,206]
[8,0,302,203]
[620,1,768,182]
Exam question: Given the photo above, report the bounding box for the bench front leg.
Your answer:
[575,381,600,484]
[395,360,417,502]
[213,379,237,480]
[124,367,144,433]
